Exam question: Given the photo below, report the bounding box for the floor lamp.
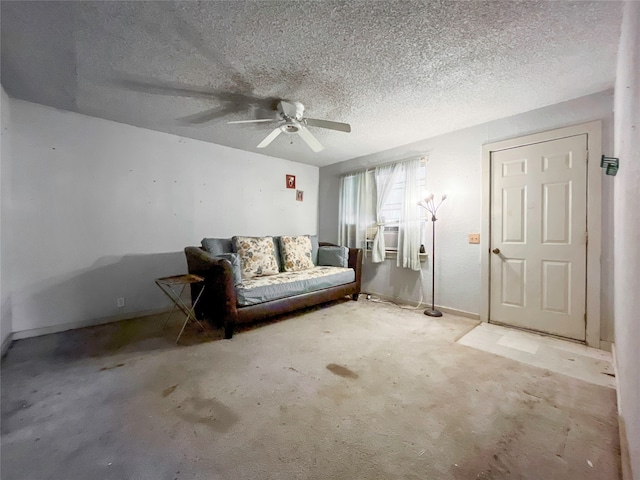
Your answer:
[418,193,447,317]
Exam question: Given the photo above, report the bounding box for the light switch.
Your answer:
[469,233,480,244]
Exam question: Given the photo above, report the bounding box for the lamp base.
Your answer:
[424,308,443,317]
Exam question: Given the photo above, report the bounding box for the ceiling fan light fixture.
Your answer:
[282,123,300,134]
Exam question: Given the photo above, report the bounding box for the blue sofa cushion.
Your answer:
[310,235,319,265]
[215,253,242,286]
[318,246,349,267]
[201,238,233,256]
[237,266,355,306]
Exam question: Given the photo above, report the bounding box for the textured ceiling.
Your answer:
[1,1,623,167]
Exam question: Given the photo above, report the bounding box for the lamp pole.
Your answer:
[425,212,442,317]
[418,193,446,317]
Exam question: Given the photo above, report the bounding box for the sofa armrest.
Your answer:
[347,247,363,294]
[184,246,238,338]
[184,246,224,275]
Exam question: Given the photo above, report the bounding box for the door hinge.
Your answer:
[585,231,588,246]
[584,313,587,321]
[586,150,589,163]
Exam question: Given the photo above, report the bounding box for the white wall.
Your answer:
[319,90,614,341]
[7,99,319,337]
[1,87,14,352]
[613,3,640,478]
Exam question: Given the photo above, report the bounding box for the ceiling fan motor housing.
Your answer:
[278,100,304,121]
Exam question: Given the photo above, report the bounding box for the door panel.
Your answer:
[541,261,571,314]
[542,182,571,244]
[502,259,526,307]
[502,186,526,243]
[490,135,587,340]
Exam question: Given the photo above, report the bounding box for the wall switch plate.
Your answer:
[117,297,125,308]
[469,233,480,244]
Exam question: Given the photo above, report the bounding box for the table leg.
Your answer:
[155,279,206,344]
[162,285,185,329]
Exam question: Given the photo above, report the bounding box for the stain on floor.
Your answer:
[163,385,178,397]
[326,363,359,379]
[175,397,239,433]
[99,363,125,371]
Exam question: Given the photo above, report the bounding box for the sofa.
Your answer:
[184,235,362,339]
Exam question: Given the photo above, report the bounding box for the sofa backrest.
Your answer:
[201,235,320,272]
[201,238,233,256]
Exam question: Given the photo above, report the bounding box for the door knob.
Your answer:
[492,248,501,254]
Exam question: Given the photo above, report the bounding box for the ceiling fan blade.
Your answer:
[114,77,217,100]
[305,118,351,133]
[228,119,278,124]
[297,126,324,152]
[112,76,281,113]
[178,105,244,124]
[257,128,283,149]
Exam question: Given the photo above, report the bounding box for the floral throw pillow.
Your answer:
[233,236,280,279]
[279,236,314,272]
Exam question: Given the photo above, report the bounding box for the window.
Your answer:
[339,157,426,271]
[371,161,426,251]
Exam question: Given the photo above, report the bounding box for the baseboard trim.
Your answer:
[362,292,480,320]
[437,306,481,321]
[612,343,633,480]
[619,418,632,480]
[11,307,171,341]
[612,343,622,416]
[1,332,13,357]
[600,340,613,352]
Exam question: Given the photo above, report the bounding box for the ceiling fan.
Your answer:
[228,100,351,152]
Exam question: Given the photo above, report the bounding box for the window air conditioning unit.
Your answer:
[384,226,399,250]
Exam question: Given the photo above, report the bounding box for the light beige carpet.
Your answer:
[1,299,620,479]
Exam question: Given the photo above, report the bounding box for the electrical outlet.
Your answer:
[116,297,125,308]
[468,233,480,244]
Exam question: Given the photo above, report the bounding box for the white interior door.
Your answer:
[490,134,587,340]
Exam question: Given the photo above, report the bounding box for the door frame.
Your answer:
[480,121,602,347]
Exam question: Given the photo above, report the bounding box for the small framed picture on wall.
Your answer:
[296,190,304,202]
[286,175,296,189]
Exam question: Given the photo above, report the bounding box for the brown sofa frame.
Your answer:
[184,242,362,339]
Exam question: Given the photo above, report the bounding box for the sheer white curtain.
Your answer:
[371,163,401,263]
[397,159,422,271]
[339,159,423,269]
[338,170,374,249]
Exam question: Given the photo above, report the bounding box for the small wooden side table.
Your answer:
[155,274,206,343]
